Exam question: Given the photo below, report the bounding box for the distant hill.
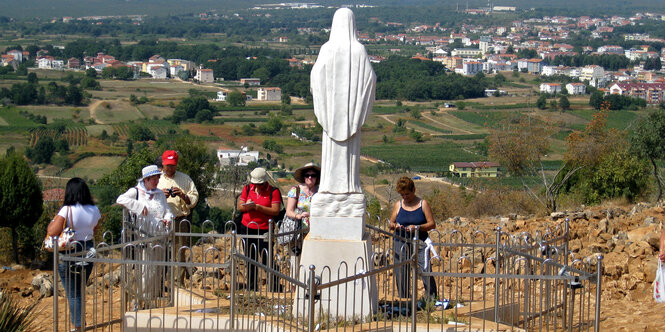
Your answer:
[1,0,663,19]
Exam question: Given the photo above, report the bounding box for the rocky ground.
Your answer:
[2,201,665,331]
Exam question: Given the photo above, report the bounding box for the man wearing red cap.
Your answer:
[158,150,198,285]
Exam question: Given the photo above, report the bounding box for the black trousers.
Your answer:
[239,223,280,291]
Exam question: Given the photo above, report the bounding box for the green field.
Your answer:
[60,156,125,180]
[568,109,641,130]
[362,143,483,172]
[450,110,523,129]
[409,120,453,134]
[0,107,39,127]
[93,101,144,124]
[138,104,175,119]
[17,105,92,123]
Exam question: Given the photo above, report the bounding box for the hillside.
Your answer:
[2,200,664,330]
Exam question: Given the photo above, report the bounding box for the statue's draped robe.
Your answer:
[310,8,376,194]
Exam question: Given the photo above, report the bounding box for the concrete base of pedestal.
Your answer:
[293,233,377,321]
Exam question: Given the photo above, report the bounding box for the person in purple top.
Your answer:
[388,176,438,299]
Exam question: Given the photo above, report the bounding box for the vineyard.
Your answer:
[112,123,130,140]
[112,121,177,140]
[361,142,482,172]
[29,126,88,147]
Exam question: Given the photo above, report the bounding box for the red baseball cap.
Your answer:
[162,150,178,166]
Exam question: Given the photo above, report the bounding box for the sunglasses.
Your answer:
[304,173,318,178]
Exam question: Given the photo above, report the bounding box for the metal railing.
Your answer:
[51,213,602,332]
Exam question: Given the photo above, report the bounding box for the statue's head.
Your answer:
[330,8,357,43]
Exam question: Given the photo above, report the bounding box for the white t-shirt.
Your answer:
[57,203,101,241]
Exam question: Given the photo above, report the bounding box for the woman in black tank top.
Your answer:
[388,176,438,299]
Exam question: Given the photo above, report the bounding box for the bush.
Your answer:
[0,291,37,332]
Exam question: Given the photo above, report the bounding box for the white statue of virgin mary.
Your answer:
[310,7,376,194]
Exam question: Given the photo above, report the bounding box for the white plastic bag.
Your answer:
[653,260,665,303]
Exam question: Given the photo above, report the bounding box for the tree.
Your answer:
[488,113,606,212]
[631,108,665,201]
[549,100,558,112]
[559,95,570,110]
[644,57,662,71]
[80,77,101,90]
[0,153,43,263]
[31,136,56,164]
[536,95,547,110]
[128,125,154,141]
[195,109,213,123]
[589,91,604,110]
[27,72,38,84]
[576,150,648,204]
[227,90,245,107]
[85,67,97,78]
[281,93,291,105]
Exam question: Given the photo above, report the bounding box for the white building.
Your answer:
[580,65,605,87]
[195,68,214,83]
[597,45,624,55]
[6,50,23,63]
[170,65,184,77]
[566,82,586,95]
[149,66,168,79]
[462,60,483,75]
[217,146,260,166]
[37,57,53,69]
[52,59,64,70]
[540,83,562,94]
[451,48,482,58]
[257,87,282,101]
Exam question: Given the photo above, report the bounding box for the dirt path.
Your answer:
[87,99,106,125]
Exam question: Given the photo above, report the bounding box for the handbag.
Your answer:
[654,260,665,303]
[277,216,302,246]
[43,206,76,252]
[231,185,250,232]
[277,186,302,246]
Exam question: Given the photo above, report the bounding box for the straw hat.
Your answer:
[140,165,161,180]
[250,167,269,184]
[293,162,321,183]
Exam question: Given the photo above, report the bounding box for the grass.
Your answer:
[373,106,404,115]
[0,107,39,128]
[60,156,125,180]
[552,130,572,141]
[442,134,488,140]
[409,120,453,134]
[137,104,174,119]
[472,103,530,110]
[216,117,269,123]
[449,110,522,129]
[362,143,483,172]
[93,100,143,124]
[567,109,641,130]
[16,105,91,123]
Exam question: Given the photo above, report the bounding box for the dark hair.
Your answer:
[154,156,163,169]
[396,176,415,195]
[63,177,95,206]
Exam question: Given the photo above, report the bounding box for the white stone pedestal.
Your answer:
[293,232,377,321]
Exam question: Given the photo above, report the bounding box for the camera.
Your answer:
[168,188,177,197]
